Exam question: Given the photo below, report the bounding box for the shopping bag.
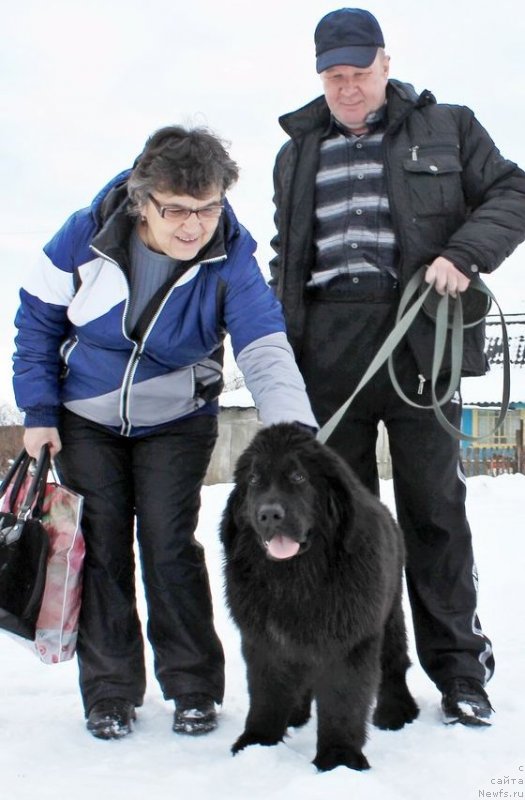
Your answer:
[34,469,85,663]
[0,447,85,663]
[0,449,50,640]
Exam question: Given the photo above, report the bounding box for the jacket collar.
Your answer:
[278,79,435,140]
[89,178,232,270]
[385,80,435,131]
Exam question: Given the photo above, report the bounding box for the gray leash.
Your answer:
[317,266,509,444]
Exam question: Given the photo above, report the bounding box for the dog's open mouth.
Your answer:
[264,534,302,561]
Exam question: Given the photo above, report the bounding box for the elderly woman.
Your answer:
[13,126,317,739]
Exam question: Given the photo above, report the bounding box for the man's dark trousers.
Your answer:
[299,292,495,690]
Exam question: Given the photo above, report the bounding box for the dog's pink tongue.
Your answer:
[267,535,300,560]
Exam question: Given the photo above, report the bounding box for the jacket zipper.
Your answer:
[119,284,183,436]
[383,133,432,382]
[90,244,137,435]
[409,142,460,159]
[89,245,226,436]
[383,134,410,270]
[59,335,79,363]
[119,268,217,436]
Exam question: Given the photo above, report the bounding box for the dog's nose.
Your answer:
[257,503,285,529]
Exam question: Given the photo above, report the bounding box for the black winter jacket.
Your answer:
[270,79,525,377]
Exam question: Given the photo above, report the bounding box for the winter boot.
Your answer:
[173,693,217,735]
[86,698,136,739]
[441,677,493,727]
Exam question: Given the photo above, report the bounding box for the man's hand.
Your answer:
[425,257,471,296]
[23,427,62,459]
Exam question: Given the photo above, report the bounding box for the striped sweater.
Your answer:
[311,116,398,286]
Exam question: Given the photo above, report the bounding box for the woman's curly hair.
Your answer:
[127,125,239,215]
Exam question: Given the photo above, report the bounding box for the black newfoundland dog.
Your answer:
[220,423,419,772]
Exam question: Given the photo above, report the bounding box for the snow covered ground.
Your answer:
[1,474,523,800]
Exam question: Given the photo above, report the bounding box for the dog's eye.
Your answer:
[248,473,260,486]
[289,471,306,484]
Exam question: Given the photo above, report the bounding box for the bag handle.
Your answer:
[0,449,30,502]
[18,446,51,521]
[0,447,51,520]
[317,267,509,444]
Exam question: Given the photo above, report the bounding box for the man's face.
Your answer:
[320,52,390,131]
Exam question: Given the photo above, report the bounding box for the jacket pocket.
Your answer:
[194,359,224,403]
[403,148,464,217]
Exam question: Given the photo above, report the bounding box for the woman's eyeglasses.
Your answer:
[148,194,224,222]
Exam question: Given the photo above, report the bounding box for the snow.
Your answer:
[219,386,253,408]
[1,474,524,800]
[0,402,23,426]
[462,365,525,406]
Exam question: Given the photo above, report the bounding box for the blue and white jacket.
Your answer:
[13,172,317,436]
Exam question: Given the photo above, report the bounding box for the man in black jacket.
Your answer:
[270,7,525,726]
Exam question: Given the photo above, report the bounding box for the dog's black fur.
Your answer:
[220,423,419,772]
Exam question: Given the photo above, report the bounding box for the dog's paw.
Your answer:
[373,692,419,730]
[313,747,370,772]
[231,729,283,754]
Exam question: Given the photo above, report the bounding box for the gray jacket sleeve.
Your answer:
[236,332,318,428]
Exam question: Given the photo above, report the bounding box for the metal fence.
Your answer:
[1,417,523,484]
[462,445,519,477]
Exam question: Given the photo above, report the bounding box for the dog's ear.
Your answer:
[312,448,356,536]
[328,464,389,555]
[325,469,356,541]
[219,485,245,551]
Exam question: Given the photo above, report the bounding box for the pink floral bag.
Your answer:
[1,449,85,664]
[34,475,85,663]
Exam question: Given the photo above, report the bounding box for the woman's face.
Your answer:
[139,186,223,261]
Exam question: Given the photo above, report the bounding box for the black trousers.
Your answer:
[56,411,224,714]
[299,295,495,690]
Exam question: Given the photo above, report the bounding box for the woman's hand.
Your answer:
[23,427,62,459]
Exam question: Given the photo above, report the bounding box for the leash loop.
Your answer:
[317,267,509,444]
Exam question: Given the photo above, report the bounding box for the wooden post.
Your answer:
[517,420,524,474]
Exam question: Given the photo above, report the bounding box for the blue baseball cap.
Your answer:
[315,8,385,73]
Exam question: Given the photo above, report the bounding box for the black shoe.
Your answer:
[441,678,493,727]
[173,693,217,735]
[86,698,136,740]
